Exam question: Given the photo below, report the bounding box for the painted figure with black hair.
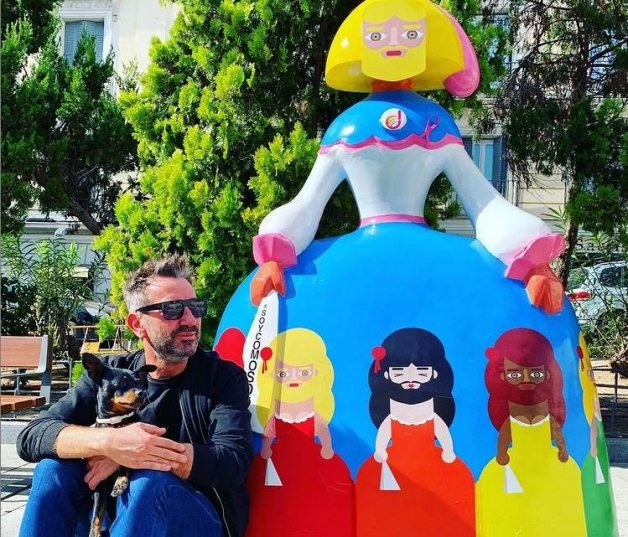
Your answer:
[355,328,475,537]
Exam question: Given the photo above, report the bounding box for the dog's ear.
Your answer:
[82,353,105,383]
[135,364,157,386]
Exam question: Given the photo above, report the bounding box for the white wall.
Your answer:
[115,0,179,74]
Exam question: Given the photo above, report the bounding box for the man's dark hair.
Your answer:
[124,254,193,311]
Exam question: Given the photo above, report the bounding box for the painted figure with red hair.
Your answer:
[476,328,587,536]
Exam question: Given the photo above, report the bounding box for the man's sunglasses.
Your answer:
[136,299,208,320]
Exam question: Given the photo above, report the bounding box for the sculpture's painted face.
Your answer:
[275,362,315,388]
[502,357,548,391]
[275,360,317,403]
[384,363,436,390]
[380,361,438,405]
[361,1,426,81]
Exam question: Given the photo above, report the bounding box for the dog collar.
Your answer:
[96,411,136,425]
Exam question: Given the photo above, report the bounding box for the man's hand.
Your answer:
[171,443,194,480]
[524,264,564,314]
[251,261,285,306]
[100,423,188,471]
[84,456,120,490]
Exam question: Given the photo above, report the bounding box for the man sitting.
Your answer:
[17,254,253,537]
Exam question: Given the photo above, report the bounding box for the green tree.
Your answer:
[0,277,37,336]
[1,1,138,235]
[96,0,508,340]
[1,236,97,359]
[495,0,628,285]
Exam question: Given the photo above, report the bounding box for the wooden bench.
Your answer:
[1,335,52,414]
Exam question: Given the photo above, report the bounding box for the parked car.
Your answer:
[567,261,628,327]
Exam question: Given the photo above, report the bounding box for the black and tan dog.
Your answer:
[82,353,156,537]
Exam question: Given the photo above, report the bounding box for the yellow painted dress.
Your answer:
[476,416,587,537]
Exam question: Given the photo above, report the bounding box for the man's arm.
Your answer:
[56,423,187,469]
[17,367,187,471]
[17,371,100,462]
[186,365,253,489]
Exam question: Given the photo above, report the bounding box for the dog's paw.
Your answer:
[88,521,102,537]
[111,476,129,497]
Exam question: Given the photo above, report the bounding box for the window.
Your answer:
[589,35,621,92]
[59,3,113,71]
[63,20,105,64]
[475,12,514,83]
[462,137,508,196]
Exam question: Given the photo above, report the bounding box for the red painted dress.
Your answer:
[355,417,475,537]
[246,414,355,537]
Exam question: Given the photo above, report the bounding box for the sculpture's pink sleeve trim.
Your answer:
[505,233,565,280]
[253,233,297,267]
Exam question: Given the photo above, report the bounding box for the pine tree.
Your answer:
[495,0,627,284]
[1,1,138,234]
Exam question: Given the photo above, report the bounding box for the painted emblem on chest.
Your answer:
[380,108,407,131]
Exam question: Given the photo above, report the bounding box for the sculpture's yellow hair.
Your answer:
[325,0,466,92]
[577,332,597,424]
[256,328,335,427]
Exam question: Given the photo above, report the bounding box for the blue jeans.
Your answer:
[19,459,223,537]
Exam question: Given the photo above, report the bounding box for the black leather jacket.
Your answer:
[17,349,253,537]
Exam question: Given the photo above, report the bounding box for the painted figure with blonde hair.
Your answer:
[245,328,355,537]
[577,334,618,535]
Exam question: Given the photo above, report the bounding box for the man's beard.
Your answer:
[384,381,436,406]
[275,380,315,404]
[503,379,552,408]
[151,325,199,363]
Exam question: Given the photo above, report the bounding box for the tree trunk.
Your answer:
[611,346,628,379]
[555,217,579,288]
[66,197,103,235]
[33,170,103,235]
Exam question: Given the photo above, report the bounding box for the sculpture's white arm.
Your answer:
[441,144,560,269]
[433,414,456,462]
[374,415,393,462]
[258,153,346,256]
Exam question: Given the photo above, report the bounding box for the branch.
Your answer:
[65,197,103,235]
[32,169,104,235]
